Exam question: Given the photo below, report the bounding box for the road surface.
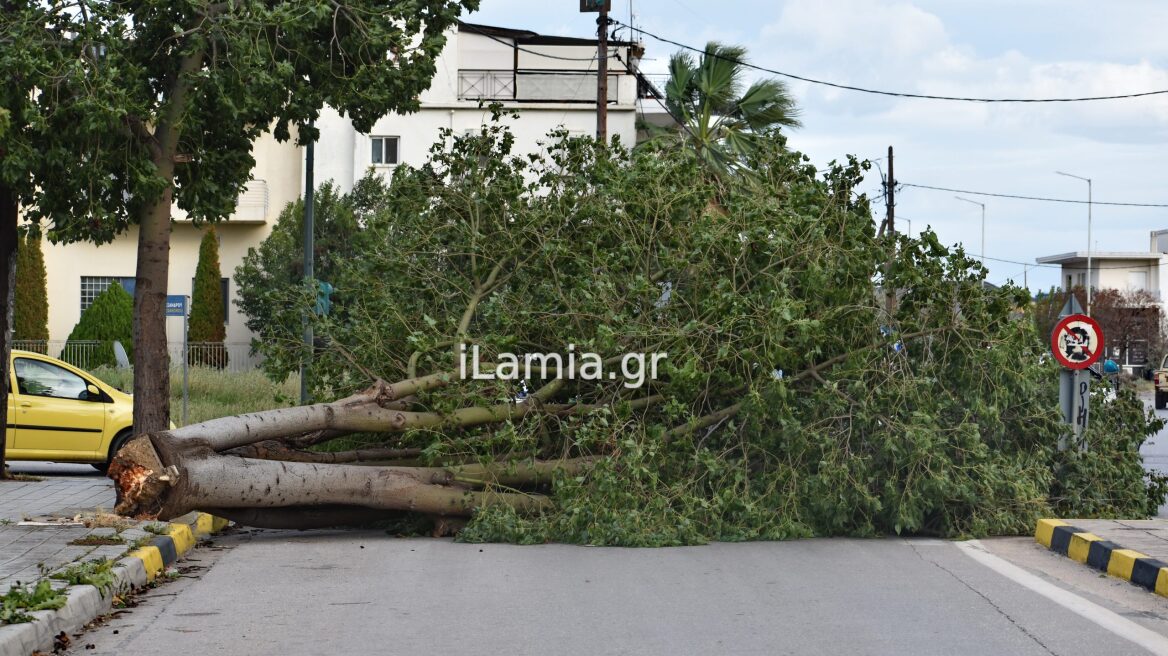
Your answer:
[61,530,1168,656]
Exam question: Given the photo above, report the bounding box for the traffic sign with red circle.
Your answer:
[1050,314,1104,370]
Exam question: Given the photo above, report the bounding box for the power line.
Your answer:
[901,182,1168,208]
[613,19,1168,104]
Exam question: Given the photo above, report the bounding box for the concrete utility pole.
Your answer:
[596,5,609,141]
[300,124,315,405]
[954,196,986,263]
[1056,170,1092,316]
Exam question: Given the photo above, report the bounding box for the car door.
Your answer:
[11,357,105,459]
[4,372,13,455]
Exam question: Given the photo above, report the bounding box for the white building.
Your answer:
[314,22,642,195]
[1035,229,1168,301]
[1037,229,1168,370]
[31,21,649,365]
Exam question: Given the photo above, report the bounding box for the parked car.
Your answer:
[5,349,134,471]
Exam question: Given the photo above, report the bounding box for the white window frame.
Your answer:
[80,276,135,313]
[371,136,400,166]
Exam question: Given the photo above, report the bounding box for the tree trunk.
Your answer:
[108,381,594,529]
[0,183,16,478]
[132,178,174,435]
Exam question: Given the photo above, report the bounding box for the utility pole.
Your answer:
[884,145,895,316]
[300,123,315,405]
[886,145,894,238]
[596,5,609,141]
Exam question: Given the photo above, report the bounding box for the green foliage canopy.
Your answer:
[1,0,479,242]
[644,42,801,179]
[234,177,383,378]
[244,120,1165,545]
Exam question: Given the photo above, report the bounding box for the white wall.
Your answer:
[40,130,302,345]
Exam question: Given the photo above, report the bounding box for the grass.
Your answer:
[0,580,67,625]
[88,366,299,427]
[51,558,119,595]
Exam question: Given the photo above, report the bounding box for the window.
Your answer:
[14,358,90,400]
[191,277,231,324]
[371,136,399,165]
[80,276,135,313]
[1128,271,1148,291]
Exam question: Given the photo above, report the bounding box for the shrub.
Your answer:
[189,228,228,368]
[13,233,49,343]
[64,282,133,369]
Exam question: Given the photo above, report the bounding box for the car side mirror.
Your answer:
[86,384,102,401]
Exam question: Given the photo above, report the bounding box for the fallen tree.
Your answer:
[114,119,1167,541]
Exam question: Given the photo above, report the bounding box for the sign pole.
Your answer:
[165,295,190,427]
[182,295,189,427]
[1052,294,1101,452]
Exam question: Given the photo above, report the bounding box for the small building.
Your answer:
[1037,230,1168,372]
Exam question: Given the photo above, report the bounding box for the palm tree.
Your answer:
[648,42,801,177]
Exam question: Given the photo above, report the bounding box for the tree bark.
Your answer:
[132,186,174,435]
[0,183,16,478]
[106,383,597,528]
[131,48,203,435]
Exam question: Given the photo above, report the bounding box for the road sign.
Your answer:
[1051,313,1104,370]
[165,295,187,317]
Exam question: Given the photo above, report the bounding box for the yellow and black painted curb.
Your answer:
[1035,519,1168,597]
[125,512,230,582]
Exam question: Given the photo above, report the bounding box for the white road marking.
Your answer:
[958,539,1168,656]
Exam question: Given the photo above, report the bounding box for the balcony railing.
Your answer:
[459,70,619,103]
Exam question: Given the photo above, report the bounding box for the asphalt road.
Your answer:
[61,530,1168,656]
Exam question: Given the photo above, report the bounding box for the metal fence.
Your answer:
[13,340,261,373]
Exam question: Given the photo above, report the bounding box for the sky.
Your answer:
[463,0,1168,291]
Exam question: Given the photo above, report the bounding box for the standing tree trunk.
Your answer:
[132,192,174,435]
[0,183,16,478]
[130,49,200,436]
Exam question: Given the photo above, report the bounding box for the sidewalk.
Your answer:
[1036,518,1168,597]
[0,469,226,656]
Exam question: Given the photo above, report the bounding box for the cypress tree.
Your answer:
[13,234,49,349]
[189,228,227,367]
[64,282,133,369]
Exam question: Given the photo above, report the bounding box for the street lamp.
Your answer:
[954,196,986,263]
[1055,171,1093,316]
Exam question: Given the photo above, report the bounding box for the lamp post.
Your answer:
[954,196,986,263]
[1055,171,1092,316]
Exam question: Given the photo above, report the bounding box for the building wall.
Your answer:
[40,130,302,344]
[1059,259,1163,296]
[316,25,639,195]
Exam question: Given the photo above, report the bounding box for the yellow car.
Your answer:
[5,349,135,472]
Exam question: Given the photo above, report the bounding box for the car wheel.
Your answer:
[92,430,133,473]
[1157,391,1167,411]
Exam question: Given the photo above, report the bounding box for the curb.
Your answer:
[1035,519,1168,597]
[0,512,229,656]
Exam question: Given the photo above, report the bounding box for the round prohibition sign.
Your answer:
[1050,313,1104,370]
